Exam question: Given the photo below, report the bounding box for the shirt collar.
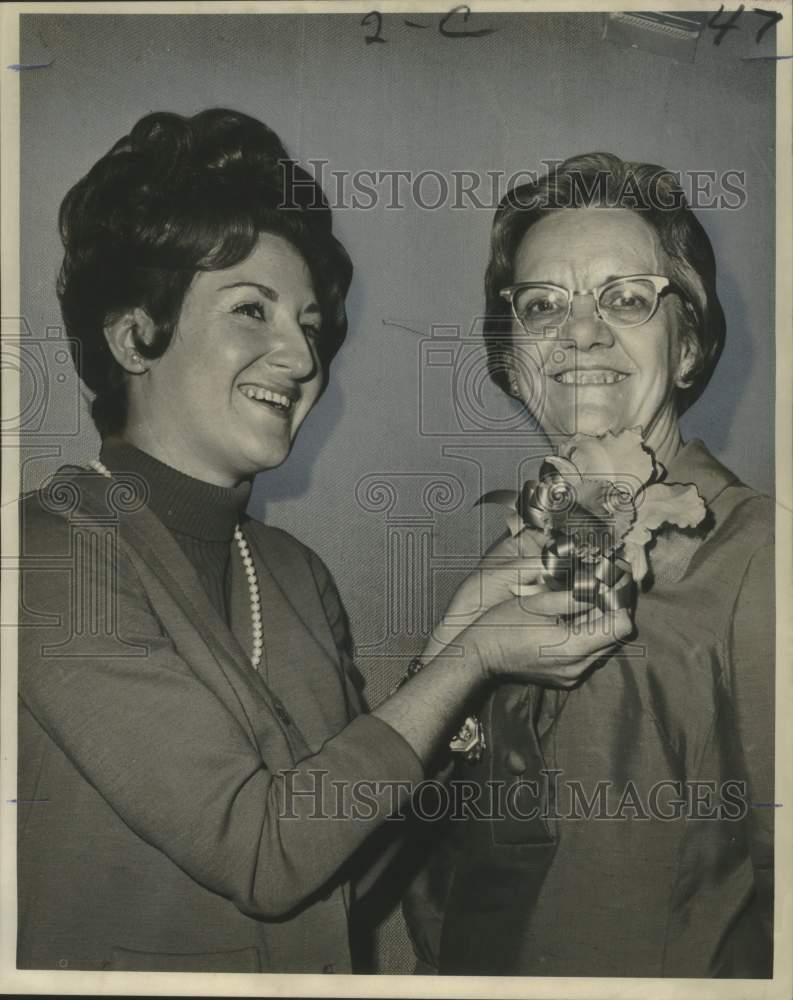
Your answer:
[664,438,741,506]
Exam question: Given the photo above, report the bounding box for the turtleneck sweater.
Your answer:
[99,440,252,624]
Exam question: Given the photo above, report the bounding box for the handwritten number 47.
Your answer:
[707,6,783,46]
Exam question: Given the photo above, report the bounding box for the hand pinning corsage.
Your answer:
[479,428,709,612]
[397,431,707,766]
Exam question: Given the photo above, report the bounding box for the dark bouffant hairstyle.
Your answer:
[483,152,726,415]
[58,108,353,436]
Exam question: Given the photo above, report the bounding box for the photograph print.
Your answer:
[2,2,790,996]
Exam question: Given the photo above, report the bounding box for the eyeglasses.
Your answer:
[500,274,676,336]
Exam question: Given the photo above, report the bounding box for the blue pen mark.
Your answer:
[7,60,54,72]
[752,802,783,808]
[741,54,793,59]
[7,799,49,804]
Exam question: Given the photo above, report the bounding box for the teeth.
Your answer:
[553,370,627,386]
[241,386,293,409]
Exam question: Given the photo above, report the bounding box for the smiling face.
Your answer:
[510,208,693,460]
[123,233,324,486]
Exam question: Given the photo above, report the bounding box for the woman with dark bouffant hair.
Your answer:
[17,114,628,973]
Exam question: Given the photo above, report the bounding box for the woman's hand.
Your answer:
[376,534,631,762]
[376,580,631,764]
[456,589,632,690]
[421,531,546,662]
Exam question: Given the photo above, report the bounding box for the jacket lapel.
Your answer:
[69,470,301,754]
[238,526,352,750]
[245,527,341,671]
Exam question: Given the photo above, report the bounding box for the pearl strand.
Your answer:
[88,458,263,671]
[233,525,263,671]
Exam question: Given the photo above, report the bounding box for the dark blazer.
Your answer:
[17,467,422,972]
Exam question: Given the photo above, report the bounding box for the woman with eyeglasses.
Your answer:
[17,118,635,974]
[403,153,774,978]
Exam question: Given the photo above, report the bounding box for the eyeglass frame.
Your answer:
[499,273,679,334]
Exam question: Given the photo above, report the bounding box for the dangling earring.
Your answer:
[508,370,520,397]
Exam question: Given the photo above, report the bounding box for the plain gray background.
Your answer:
[19,10,776,973]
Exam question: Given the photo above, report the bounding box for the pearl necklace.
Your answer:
[88,458,263,672]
